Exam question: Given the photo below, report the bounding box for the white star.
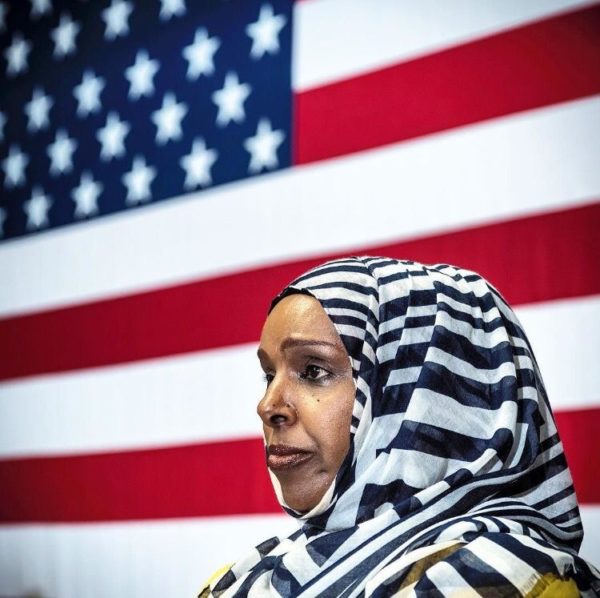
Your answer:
[4,34,32,77]
[97,112,130,160]
[72,171,102,218]
[244,117,285,173]
[0,111,6,142]
[0,3,7,33]
[24,87,53,132]
[73,70,105,117]
[212,72,251,127]
[180,138,218,190]
[2,145,28,188]
[183,28,220,80]
[0,206,6,237]
[102,0,133,40]
[125,50,159,100]
[159,0,185,21]
[51,13,80,58]
[24,186,52,230]
[47,129,77,176]
[246,4,286,59]
[122,155,156,205]
[151,93,187,145]
[31,0,52,19]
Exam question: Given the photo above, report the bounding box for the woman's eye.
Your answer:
[301,364,329,381]
[263,373,274,386]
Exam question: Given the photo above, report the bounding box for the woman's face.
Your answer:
[257,293,355,513]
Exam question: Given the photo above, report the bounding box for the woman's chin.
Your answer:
[282,491,318,513]
[280,483,327,513]
[278,471,333,513]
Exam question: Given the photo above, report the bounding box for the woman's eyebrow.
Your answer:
[280,338,339,351]
[257,338,340,360]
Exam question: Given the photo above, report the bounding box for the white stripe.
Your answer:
[408,389,518,438]
[0,297,597,458]
[474,516,500,534]
[488,468,573,508]
[337,324,377,364]
[326,307,368,322]
[507,424,529,470]
[0,514,294,598]
[334,323,371,341]
[542,492,583,519]
[383,366,422,387]
[364,540,461,596]
[427,561,481,597]
[0,97,598,316]
[437,294,502,322]
[0,508,595,598]
[303,286,373,307]
[368,261,427,280]
[517,535,578,574]
[379,305,438,335]
[374,448,485,489]
[515,296,600,411]
[0,343,264,457]
[293,0,595,90]
[466,535,539,591]
[427,347,527,385]
[377,326,435,363]
[435,310,517,350]
[295,269,377,292]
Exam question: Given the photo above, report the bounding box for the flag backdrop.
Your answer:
[0,0,599,596]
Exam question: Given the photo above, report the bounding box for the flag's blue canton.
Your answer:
[0,0,293,241]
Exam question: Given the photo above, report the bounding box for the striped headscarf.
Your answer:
[210,257,600,596]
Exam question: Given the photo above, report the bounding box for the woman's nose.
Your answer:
[257,377,298,428]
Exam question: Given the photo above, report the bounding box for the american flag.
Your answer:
[0,0,291,237]
[0,0,598,596]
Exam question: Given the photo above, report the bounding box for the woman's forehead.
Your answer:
[260,294,344,351]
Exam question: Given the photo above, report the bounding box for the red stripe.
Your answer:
[0,201,598,381]
[295,5,600,164]
[0,438,280,523]
[0,409,596,523]
[554,408,600,506]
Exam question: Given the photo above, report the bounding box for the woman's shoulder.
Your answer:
[525,574,579,597]
[371,534,587,597]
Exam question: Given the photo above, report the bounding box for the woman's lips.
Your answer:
[267,445,313,470]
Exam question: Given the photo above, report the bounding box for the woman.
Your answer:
[201,257,600,597]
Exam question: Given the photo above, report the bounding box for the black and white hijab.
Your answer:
[209,257,600,597]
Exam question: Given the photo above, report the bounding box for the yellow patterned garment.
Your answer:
[199,550,581,597]
[380,541,583,597]
[526,574,579,598]
[198,563,232,598]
